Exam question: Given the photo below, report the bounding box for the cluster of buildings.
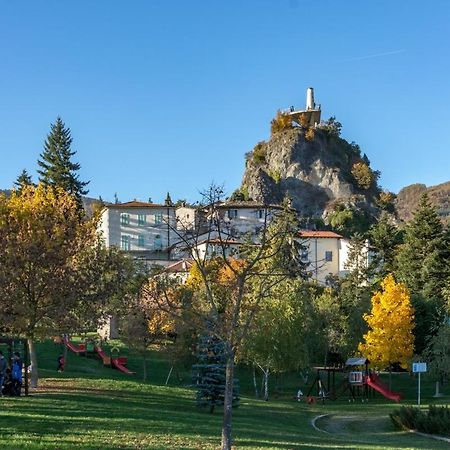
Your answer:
[98,199,370,285]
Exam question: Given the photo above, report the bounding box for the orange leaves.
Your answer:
[358,274,415,369]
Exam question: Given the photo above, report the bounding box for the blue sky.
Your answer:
[1,0,449,203]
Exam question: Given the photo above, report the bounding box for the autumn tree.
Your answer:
[0,185,130,386]
[359,274,414,385]
[270,111,293,135]
[37,117,89,207]
[143,188,303,450]
[351,161,376,190]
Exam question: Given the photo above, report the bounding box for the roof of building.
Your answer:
[217,201,283,209]
[299,230,343,239]
[106,201,175,209]
[197,238,242,246]
[165,259,194,273]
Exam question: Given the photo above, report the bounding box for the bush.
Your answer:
[252,142,267,164]
[270,111,293,135]
[305,128,315,141]
[390,405,450,437]
[351,162,374,190]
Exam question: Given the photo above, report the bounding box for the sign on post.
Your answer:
[413,362,427,406]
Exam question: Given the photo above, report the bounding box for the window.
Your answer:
[257,210,264,219]
[120,235,130,251]
[138,214,146,226]
[154,234,162,250]
[300,249,309,261]
[325,251,333,262]
[138,235,145,247]
[154,213,163,225]
[120,213,130,226]
[227,209,238,219]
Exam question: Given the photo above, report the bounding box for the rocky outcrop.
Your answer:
[240,127,379,217]
[396,182,450,224]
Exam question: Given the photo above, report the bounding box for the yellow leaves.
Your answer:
[358,274,415,369]
[270,111,293,135]
[351,161,374,190]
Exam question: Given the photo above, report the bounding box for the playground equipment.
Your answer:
[64,337,134,375]
[305,357,403,403]
[0,337,29,396]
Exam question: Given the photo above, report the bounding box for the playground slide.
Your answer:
[366,374,402,402]
[94,345,107,359]
[111,358,134,375]
[64,338,85,354]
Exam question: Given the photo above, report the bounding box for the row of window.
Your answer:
[300,250,333,262]
[227,209,266,219]
[120,213,165,226]
[120,234,163,251]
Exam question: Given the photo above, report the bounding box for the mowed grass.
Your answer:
[0,341,448,449]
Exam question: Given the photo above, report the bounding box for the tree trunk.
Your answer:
[252,365,259,398]
[142,354,147,382]
[28,338,38,388]
[63,342,68,370]
[221,352,235,450]
[263,368,269,401]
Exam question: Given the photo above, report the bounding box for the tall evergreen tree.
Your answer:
[164,192,173,207]
[396,193,445,300]
[369,211,400,280]
[14,169,34,192]
[37,117,89,204]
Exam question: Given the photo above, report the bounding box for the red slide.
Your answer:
[366,373,402,402]
[64,338,86,354]
[112,358,135,375]
[94,345,107,359]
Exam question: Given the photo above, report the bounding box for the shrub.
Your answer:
[270,111,293,135]
[305,128,315,141]
[266,169,281,184]
[351,162,375,190]
[252,141,267,164]
[390,405,450,437]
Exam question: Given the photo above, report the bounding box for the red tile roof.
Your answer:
[165,259,194,273]
[107,201,174,209]
[299,230,343,239]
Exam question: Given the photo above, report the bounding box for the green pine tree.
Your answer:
[369,211,400,280]
[14,169,34,191]
[37,117,89,204]
[396,193,445,300]
[164,192,173,206]
[192,332,239,413]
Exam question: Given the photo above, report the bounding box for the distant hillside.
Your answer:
[396,181,450,224]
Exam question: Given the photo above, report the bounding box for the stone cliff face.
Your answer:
[240,127,379,217]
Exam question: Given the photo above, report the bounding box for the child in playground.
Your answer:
[57,354,65,372]
[11,352,23,396]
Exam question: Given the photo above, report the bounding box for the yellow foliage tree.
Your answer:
[358,274,414,371]
[270,111,293,135]
[351,161,374,190]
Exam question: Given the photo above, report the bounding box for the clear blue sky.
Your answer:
[1,0,449,203]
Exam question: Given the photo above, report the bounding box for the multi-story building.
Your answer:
[99,201,177,266]
[298,230,371,285]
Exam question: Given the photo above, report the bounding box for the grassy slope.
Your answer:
[0,340,448,450]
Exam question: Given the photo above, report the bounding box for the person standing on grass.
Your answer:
[57,354,65,372]
[11,352,23,396]
[0,351,7,395]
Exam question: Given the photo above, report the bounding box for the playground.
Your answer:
[0,339,448,450]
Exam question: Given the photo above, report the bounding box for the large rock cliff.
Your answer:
[239,124,381,218]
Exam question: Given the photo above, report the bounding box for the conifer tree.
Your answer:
[14,169,34,192]
[165,192,173,206]
[396,193,445,300]
[37,117,89,205]
[369,211,400,280]
[192,332,239,413]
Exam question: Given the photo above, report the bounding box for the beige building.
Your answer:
[99,201,177,265]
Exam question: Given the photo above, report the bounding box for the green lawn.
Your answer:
[0,341,448,449]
